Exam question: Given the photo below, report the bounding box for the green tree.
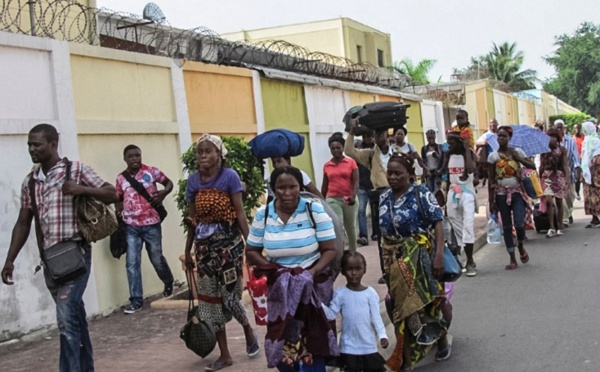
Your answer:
[544,22,600,117]
[483,42,537,91]
[453,42,537,91]
[390,58,436,85]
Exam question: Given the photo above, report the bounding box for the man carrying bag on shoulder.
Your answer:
[2,123,118,372]
[116,145,174,314]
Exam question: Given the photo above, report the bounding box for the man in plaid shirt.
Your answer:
[2,124,118,372]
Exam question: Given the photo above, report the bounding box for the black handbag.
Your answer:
[414,185,463,282]
[29,163,86,283]
[109,215,128,259]
[180,274,216,358]
[121,171,168,221]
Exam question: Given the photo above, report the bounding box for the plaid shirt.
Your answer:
[560,136,581,183]
[21,160,106,250]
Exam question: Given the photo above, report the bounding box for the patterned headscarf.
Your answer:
[581,121,600,184]
[197,134,228,159]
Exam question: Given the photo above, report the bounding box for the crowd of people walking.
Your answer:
[2,114,599,371]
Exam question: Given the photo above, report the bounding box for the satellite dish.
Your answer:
[143,3,166,23]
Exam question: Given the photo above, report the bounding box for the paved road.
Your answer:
[417,202,600,372]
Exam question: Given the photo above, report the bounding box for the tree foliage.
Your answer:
[544,22,600,117]
[454,42,537,91]
[390,58,436,85]
[548,113,592,133]
[175,137,264,226]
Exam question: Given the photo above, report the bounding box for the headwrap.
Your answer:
[197,134,228,159]
[581,121,600,184]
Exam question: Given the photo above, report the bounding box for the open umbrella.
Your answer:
[487,125,551,157]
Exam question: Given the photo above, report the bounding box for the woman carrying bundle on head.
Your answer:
[183,134,259,371]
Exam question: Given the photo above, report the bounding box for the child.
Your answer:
[322,251,388,372]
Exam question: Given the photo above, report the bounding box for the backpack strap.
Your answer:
[368,150,375,169]
[263,198,316,228]
[122,170,164,215]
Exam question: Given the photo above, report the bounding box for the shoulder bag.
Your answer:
[29,160,86,283]
[121,171,168,222]
[180,273,216,358]
[414,185,462,282]
[72,160,118,242]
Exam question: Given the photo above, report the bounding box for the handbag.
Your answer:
[520,168,543,199]
[180,274,216,358]
[109,215,128,259]
[414,185,463,282]
[29,166,86,283]
[247,265,268,326]
[121,171,168,221]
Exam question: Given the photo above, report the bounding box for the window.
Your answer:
[356,45,362,63]
[377,49,384,67]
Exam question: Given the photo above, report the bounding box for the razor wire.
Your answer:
[1,0,410,89]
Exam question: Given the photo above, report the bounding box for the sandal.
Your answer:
[205,360,232,371]
[246,334,260,357]
[520,252,529,264]
[505,262,518,270]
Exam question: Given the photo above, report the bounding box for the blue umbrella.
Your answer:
[487,125,551,157]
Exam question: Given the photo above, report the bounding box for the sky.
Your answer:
[97,0,599,83]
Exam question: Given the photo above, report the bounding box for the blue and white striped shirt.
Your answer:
[561,136,581,183]
[247,197,335,268]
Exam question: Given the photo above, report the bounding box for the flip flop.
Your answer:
[520,253,529,264]
[205,361,232,371]
[505,263,518,270]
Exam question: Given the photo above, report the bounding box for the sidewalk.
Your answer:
[0,187,490,371]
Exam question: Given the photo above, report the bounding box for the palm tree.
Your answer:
[390,58,437,86]
[483,42,537,91]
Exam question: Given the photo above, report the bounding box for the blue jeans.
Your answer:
[126,224,174,306]
[357,188,370,239]
[495,193,526,253]
[44,244,94,372]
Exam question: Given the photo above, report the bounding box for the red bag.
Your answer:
[247,266,268,326]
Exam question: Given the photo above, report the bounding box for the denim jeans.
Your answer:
[126,224,174,306]
[495,193,526,253]
[44,244,94,372]
[357,188,370,239]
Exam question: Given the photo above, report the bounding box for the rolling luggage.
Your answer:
[533,203,558,234]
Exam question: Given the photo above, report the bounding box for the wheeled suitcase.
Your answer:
[533,203,558,233]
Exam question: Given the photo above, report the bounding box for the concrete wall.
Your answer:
[0,31,192,340]
[0,32,93,340]
[69,43,190,313]
[183,62,257,140]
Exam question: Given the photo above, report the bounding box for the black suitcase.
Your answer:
[533,203,558,233]
[358,101,410,130]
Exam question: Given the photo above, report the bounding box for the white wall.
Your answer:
[0,31,99,340]
[420,100,446,145]
[304,86,350,189]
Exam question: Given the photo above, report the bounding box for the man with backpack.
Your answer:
[116,145,174,314]
[2,124,118,371]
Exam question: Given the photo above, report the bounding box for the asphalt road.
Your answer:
[416,202,600,372]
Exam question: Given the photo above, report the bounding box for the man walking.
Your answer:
[2,124,118,371]
[355,131,374,246]
[345,120,394,283]
[116,145,174,314]
[554,120,581,226]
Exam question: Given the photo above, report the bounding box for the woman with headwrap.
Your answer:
[581,121,600,227]
[378,154,450,371]
[184,134,259,371]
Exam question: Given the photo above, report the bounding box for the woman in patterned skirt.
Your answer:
[539,128,569,238]
[184,134,259,371]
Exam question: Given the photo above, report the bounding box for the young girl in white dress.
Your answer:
[322,251,388,372]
